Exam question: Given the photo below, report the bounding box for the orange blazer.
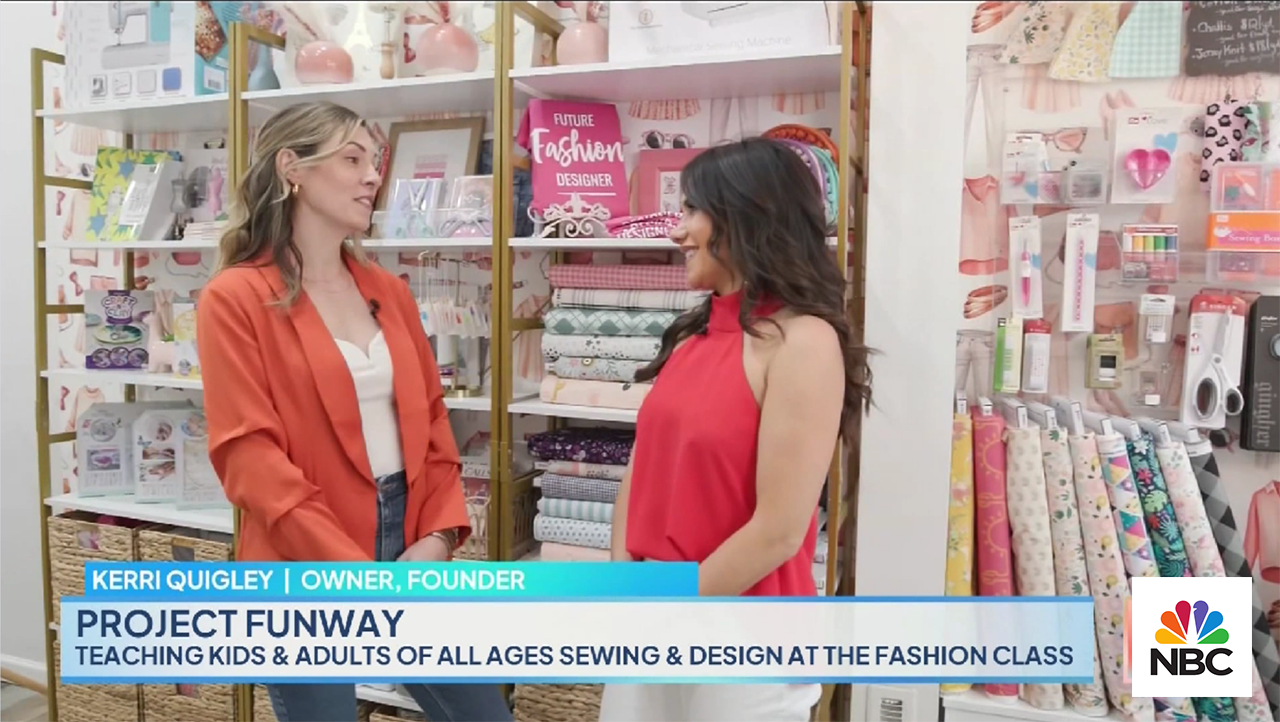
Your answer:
[197,253,469,562]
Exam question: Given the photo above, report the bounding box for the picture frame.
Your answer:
[376,117,485,211]
[633,148,702,215]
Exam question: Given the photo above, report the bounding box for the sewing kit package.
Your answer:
[64,2,250,107]
[75,401,192,497]
[516,99,629,229]
[84,289,156,370]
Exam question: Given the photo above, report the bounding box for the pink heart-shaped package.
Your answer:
[1124,148,1172,190]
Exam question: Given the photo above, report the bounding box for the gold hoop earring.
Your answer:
[291,183,299,196]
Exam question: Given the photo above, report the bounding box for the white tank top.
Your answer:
[333,331,405,479]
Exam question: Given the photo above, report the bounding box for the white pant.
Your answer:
[599,683,822,722]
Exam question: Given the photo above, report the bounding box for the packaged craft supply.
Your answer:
[84,289,155,370]
[75,401,192,497]
[134,406,205,503]
[172,299,200,379]
[1110,108,1179,205]
[177,412,226,509]
[1121,224,1179,282]
[1086,334,1124,390]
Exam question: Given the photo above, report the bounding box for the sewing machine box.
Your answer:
[75,400,192,497]
[65,2,252,107]
[85,289,155,370]
[607,2,834,64]
[1242,295,1280,452]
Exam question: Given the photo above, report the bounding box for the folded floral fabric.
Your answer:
[548,264,689,291]
[1187,439,1280,719]
[548,357,646,383]
[1040,428,1109,716]
[1068,432,1151,721]
[1004,426,1065,711]
[542,334,662,363]
[970,409,1017,701]
[534,460,628,481]
[526,428,635,466]
[538,474,621,504]
[537,497,615,524]
[534,514,612,550]
[542,307,678,336]
[1095,432,1158,578]
[539,541,611,562]
[540,374,652,410]
[1157,441,1266,722]
[552,288,707,312]
[942,413,976,695]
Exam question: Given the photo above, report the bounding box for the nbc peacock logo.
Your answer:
[1150,600,1233,677]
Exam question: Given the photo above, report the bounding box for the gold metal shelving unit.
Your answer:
[30,4,870,720]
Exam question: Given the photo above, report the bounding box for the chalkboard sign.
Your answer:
[1185,1,1280,77]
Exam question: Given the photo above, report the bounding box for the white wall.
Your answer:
[854,3,970,721]
[0,0,59,683]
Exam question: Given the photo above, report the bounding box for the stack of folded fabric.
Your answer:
[540,264,705,410]
[526,427,635,561]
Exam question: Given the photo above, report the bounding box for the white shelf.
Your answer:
[442,395,492,412]
[42,368,204,390]
[509,237,677,250]
[363,237,494,251]
[356,685,421,712]
[243,73,496,121]
[40,368,489,411]
[40,240,218,251]
[942,691,1131,722]
[37,95,229,134]
[510,237,839,250]
[512,47,843,103]
[508,397,638,424]
[45,493,234,534]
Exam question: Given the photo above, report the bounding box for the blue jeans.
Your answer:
[267,471,513,722]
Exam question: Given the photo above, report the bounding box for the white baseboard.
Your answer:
[0,654,47,690]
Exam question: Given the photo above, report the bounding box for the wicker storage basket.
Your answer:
[136,526,236,722]
[136,526,234,564]
[508,477,539,561]
[48,510,137,625]
[252,685,278,722]
[512,683,602,722]
[53,647,141,722]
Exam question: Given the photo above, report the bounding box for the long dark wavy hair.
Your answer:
[633,137,873,440]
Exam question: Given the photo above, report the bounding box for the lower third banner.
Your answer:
[60,599,1094,684]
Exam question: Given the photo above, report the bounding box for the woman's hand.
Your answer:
[1267,599,1280,631]
[399,534,451,562]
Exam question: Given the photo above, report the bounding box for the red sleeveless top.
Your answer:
[625,290,818,596]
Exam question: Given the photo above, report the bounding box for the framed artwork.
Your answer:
[377,117,485,211]
[633,148,702,215]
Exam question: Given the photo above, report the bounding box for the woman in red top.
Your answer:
[602,137,872,721]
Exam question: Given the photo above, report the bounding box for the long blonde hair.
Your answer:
[217,101,369,306]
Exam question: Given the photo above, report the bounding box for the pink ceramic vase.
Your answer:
[556,20,607,65]
[295,41,354,84]
[417,22,479,73]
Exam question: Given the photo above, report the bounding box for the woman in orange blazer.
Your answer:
[198,102,512,721]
